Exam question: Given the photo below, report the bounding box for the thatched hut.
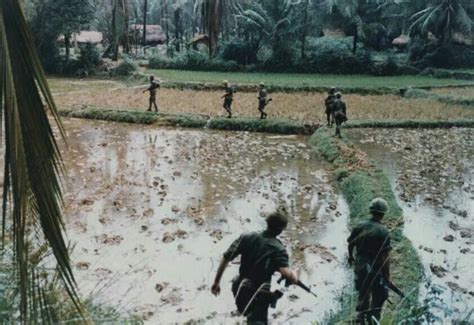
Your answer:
[130,24,167,45]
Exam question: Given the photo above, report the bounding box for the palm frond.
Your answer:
[1,0,87,322]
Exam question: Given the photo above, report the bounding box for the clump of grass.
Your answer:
[312,128,423,323]
[207,117,316,134]
[60,108,159,124]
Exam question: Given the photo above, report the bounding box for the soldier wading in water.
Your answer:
[211,210,298,324]
[257,82,272,119]
[143,75,160,112]
[347,198,394,324]
[222,80,234,118]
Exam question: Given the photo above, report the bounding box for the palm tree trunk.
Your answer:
[143,0,148,54]
[64,33,71,61]
[300,0,309,59]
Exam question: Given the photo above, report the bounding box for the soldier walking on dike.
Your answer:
[333,92,348,138]
[143,75,160,112]
[324,86,337,127]
[211,209,299,324]
[257,82,272,119]
[222,80,234,118]
[347,198,394,324]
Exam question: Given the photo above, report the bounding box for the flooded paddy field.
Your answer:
[61,118,351,323]
[348,128,474,322]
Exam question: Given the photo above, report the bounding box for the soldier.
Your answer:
[222,80,234,118]
[347,198,392,324]
[211,210,299,324]
[324,86,337,127]
[257,82,272,119]
[333,92,348,138]
[143,75,160,112]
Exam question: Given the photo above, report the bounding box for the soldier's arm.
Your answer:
[211,257,230,296]
[279,267,298,284]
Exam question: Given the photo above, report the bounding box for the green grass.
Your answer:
[346,119,474,128]
[311,128,423,323]
[58,107,317,134]
[207,117,317,134]
[147,69,474,88]
[403,88,474,107]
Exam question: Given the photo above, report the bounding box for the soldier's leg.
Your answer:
[326,112,331,126]
[369,280,388,323]
[335,119,342,138]
[355,272,371,323]
[147,98,152,111]
[246,301,269,325]
[153,99,158,112]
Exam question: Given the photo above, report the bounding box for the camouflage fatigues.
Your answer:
[258,88,268,119]
[224,231,289,324]
[347,219,391,323]
[223,86,234,118]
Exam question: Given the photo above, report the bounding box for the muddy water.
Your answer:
[349,128,474,323]
[61,119,350,324]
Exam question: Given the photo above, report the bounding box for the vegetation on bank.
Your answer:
[58,108,318,135]
[403,88,474,107]
[346,119,474,128]
[310,128,423,323]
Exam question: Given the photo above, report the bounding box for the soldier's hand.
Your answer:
[211,282,221,296]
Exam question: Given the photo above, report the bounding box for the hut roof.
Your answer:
[130,24,167,45]
[58,31,103,44]
[322,28,346,37]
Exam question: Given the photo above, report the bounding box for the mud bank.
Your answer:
[61,118,350,323]
[349,128,474,323]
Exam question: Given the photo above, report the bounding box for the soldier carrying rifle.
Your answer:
[143,75,160,112]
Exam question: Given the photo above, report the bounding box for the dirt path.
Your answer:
[349,128,474,323]
[61,118,351,323]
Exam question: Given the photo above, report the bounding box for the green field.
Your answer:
[146,69,474,88]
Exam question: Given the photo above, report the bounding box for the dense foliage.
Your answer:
[26,0,474,74]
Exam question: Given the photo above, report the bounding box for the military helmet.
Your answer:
[223,80,229,85]
[329,86,336,93]
[266,209,289,230]
[336,92,342,99]
[150,75,155,80]
[260,82,265,87]
[369,198,389,214]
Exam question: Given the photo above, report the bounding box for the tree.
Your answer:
[143,0,148,53]
[409,0,473,45]
[31,0,94,61]
[0,0,85,322]
[110,0,130,60]
[199,0,225,57]
[235,0,301,60]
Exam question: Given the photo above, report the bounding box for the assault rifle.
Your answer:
[277,276,318,298]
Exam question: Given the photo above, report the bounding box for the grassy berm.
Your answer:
[310,128,423,323]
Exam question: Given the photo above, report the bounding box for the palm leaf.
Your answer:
[0,0,87,322]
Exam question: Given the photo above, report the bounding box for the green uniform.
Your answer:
[347,219,391,323]
[324,94,336,126]
[224,231,289,324]
[258,88,268,119]
[223,86,234,118]
[147,81,160,112]
[333,99,347,138]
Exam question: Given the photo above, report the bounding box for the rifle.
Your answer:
[386,280,405,298]
[277,276,317,298]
